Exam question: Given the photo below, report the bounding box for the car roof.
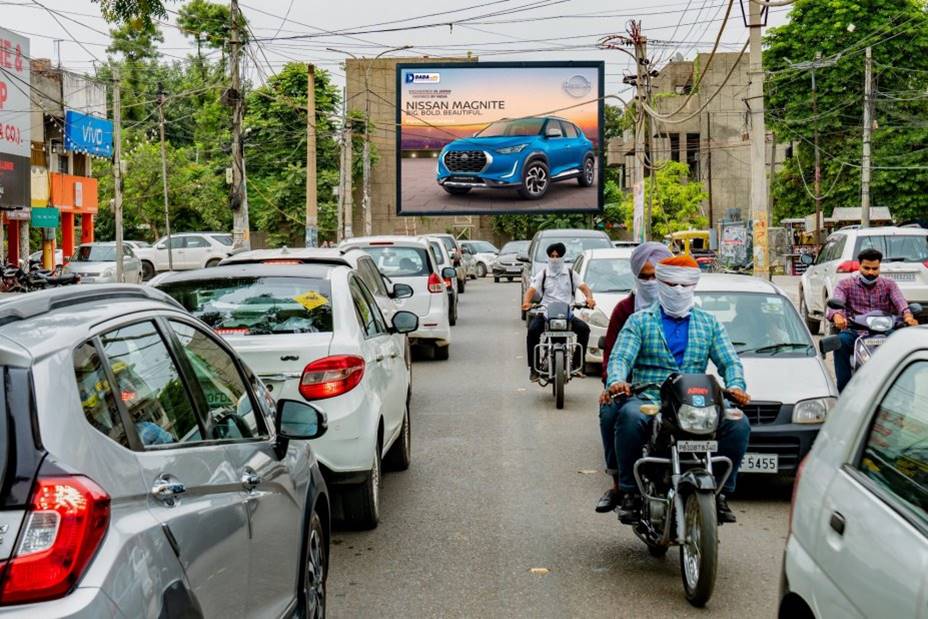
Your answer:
[534,229,609,238]
[153,263,342,286]
[341,235,430,249]
[830,226,928,238]
[220,247,369,267]
[584,248,634,260]
[695,273,784,294]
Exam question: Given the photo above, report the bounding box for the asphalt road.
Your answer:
[328,278,791,618]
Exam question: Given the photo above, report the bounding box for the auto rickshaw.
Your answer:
[667,230,715,270]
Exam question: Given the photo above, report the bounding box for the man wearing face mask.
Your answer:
[605,255,751,524]
[827,247,917,391]
[522,242,596,382]
[593,242,672,513]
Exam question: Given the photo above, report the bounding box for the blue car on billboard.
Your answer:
[437,116,595,200]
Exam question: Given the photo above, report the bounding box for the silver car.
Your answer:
[64,242,143,284]
[0,286,330,618]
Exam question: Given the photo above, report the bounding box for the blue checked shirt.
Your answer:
[606,304,746,402]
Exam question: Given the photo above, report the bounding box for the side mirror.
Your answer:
[819,335,842,356]
[909,303,924,316]
[825,297,846,311]
[275,399,327,440]
[390,282,414,299]
[516,253,530,263]
[799,252,814,265]
[441,266,456,280]
[598,336,607,350]
[391,310,419,334]
[156,243,167,250]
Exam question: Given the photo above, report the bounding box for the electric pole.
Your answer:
[748,0,769,278]
[113,68,124,282]
[861,46,873,228]
[305,63,318,247]
[343,123,354,239]
[157,83,173,271]
[229,0,249,250]
[633,34,648,242]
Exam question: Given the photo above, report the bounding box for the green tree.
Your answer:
[610,161,707,238]
[92,0,175,26]
[177,0,243,73]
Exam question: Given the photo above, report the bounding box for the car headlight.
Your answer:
[677,404,720,435]
[549,318,568,331]
[496,143,528,154]
[792,397,836,424]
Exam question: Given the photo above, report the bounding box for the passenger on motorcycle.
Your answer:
[522,242,596,382]
[605,255,751,524]
[827,247,918,392]
[594,241,672,513]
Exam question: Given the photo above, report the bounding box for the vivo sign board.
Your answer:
[65,109,113,158]
[0,28,30,209]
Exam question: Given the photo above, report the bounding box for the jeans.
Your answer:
[833,330,859,392]
[614,397,751,494]
[526,315,590,369]
[599,400,621,475]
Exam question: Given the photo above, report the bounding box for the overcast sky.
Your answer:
[6,0,792,99]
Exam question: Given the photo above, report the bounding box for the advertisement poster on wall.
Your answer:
[396,61,604,216]
[0,28,30,211]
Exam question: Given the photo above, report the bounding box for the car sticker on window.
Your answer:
[292,290,330,312]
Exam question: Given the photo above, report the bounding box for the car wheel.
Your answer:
[457,277,465,294]
[494,275,500,283]
[141,260,155,281]
[507,277,514,282]
[578,155,595,187]
[449,304,457,326]
[477,263,487,278]
[342,440,381,530]
[799,287,820,334]
[298,508,327,619]
[443,186,471,195]
[518,160,549,200]
[205,258,221,268]
[385,397,412,471]
[434,344,450,361]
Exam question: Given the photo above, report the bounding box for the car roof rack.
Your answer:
[0,285,182,327]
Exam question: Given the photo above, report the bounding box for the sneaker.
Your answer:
[717,494,737,524]
[529,370,540,383]
[618,492,642,524]
[594,488,619,513]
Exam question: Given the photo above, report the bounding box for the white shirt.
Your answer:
[531,266,582,315]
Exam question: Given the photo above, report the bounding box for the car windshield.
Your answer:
[158,277,334,335]
[130,241,150,248]
[500,241,529,255]
[465,241,498,253]
[476,117,545,138]
[855,234,928,263]
[210,234,233,247]
[360,246,431,277]
[695,292,814,356]
[74,245,116,262]
[584,258,634,293]
[533,236,612,262]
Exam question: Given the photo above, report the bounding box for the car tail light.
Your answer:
[923,259,928,268]
[299,355,365,400]
[214,327,250,336]
[836,260,859,273]
[428,273,444,293]
[1,476,110,605]
[369,242,394,246]
[787,456,808,535]
[263,259,301,265]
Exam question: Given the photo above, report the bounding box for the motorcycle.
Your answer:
[0,261,80,293]
[820,297,922,370]
[615,373,739,607]
[528,300,587,409]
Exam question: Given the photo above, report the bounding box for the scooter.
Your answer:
[820,298,922,370]
[528,300,588,409]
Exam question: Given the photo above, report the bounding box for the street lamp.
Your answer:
[327,45,413,236]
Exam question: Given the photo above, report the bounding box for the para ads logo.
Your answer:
[406,72,441,84]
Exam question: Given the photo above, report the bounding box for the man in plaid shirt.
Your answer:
[606,255,751,524]
[827,247,918,391]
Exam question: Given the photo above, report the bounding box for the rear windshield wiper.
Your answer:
[739,342,813,355]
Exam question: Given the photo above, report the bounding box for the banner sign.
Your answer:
[64,109,113,158]
[31,206,59,227]
[0,28,30,210]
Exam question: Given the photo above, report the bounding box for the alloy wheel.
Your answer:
[525,165,548,195]
[304,516,326,618]
[584,158,594,183]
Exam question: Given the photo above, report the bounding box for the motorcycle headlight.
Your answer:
[496,143,528,154]
[792,397,836,424]
[549,318,568,331]
[866,315,894,332]
[677,404,719,435]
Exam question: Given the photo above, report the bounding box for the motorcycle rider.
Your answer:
[522,242,596,382]
[594,241,672,513]
[605,255,751,524]
[827,247,918,392]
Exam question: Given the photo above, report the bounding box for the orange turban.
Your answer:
[659,255,699,269]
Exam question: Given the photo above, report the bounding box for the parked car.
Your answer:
[571,247,635,370]
[460,240,499,278]
[430,233,468,293]
[520,229,612,320]
[0,285,330,618]
[135,232,235,280]
[63,242,143,284]
[612,240,639,248]
[493,240,529,283]
[155,262,419,530]
[341,236,454,360]
[28,249,64,267]
[437,116,595,200]
[780,326,928,618]
[800,226,928,333]
[422,236,459,327]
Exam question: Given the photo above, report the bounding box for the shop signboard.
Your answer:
[31,206,59,228]
[64,109,113,158]
[0,28,30,210]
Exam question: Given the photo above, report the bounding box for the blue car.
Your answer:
[437,116,595,200]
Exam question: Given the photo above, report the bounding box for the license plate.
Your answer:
[862,337,886,347]
[678,440,718,453]
[887,272,916,282]
[507,267,522,273]
[741,453,778,473]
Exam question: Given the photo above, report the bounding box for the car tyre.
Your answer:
[507,277,514,282]
[297,508,327,619]
[494,275,500,283]
[433,344,450,361]
[443,186,471,195]
[518,160,549,200]
[449,303,457,326]
[343,440,381,530]
[385,397,412,471]
[578,155,595,187]
[477,263,487,278]
[141,260,155,281]
[457,277,465,293]
[799,287,820,334]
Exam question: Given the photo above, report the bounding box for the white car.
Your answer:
[421,235,459,326]
[780,326,928,617]
[63,242,144,284]
[155,262,419,529]
[571,247,635,367]
[341,236,454,360]
[136,232,235,280]
[460,240,499,279]
[800,226,928,334]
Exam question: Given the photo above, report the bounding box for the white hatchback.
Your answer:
[781,326,928,618]
[155,262,419,529]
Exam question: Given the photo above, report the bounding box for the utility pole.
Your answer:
[113,68,124,282]
[343,123,354,239]
[305,64,318,247]
[229,0,249,250]
[748,0,769,278]
[633,34,648,242]
[861,46,873,228]
[157,83,173,271]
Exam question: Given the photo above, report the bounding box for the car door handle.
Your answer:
[375,355,385,362]
[241,471,261,491]
[151,477,186,504]
[829,511,846,536]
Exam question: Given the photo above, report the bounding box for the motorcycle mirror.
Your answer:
[825,297,846,310]
[799,252,814,265]
[819,335,842,356]
[909,303,923,316]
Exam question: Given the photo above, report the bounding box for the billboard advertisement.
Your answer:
[396,61,604,216]
[65,109,114,158]
[0,28,30,210]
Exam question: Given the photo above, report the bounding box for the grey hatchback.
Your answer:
[0,286,330,618]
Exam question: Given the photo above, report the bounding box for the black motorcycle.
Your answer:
[617,373,738,607]
[528,300,586,409]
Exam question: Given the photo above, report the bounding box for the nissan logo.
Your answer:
[461,154,469,160]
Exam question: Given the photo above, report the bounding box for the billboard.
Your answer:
[396,61,604,216]
[65,109,114,158]
[0,28,30,210]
